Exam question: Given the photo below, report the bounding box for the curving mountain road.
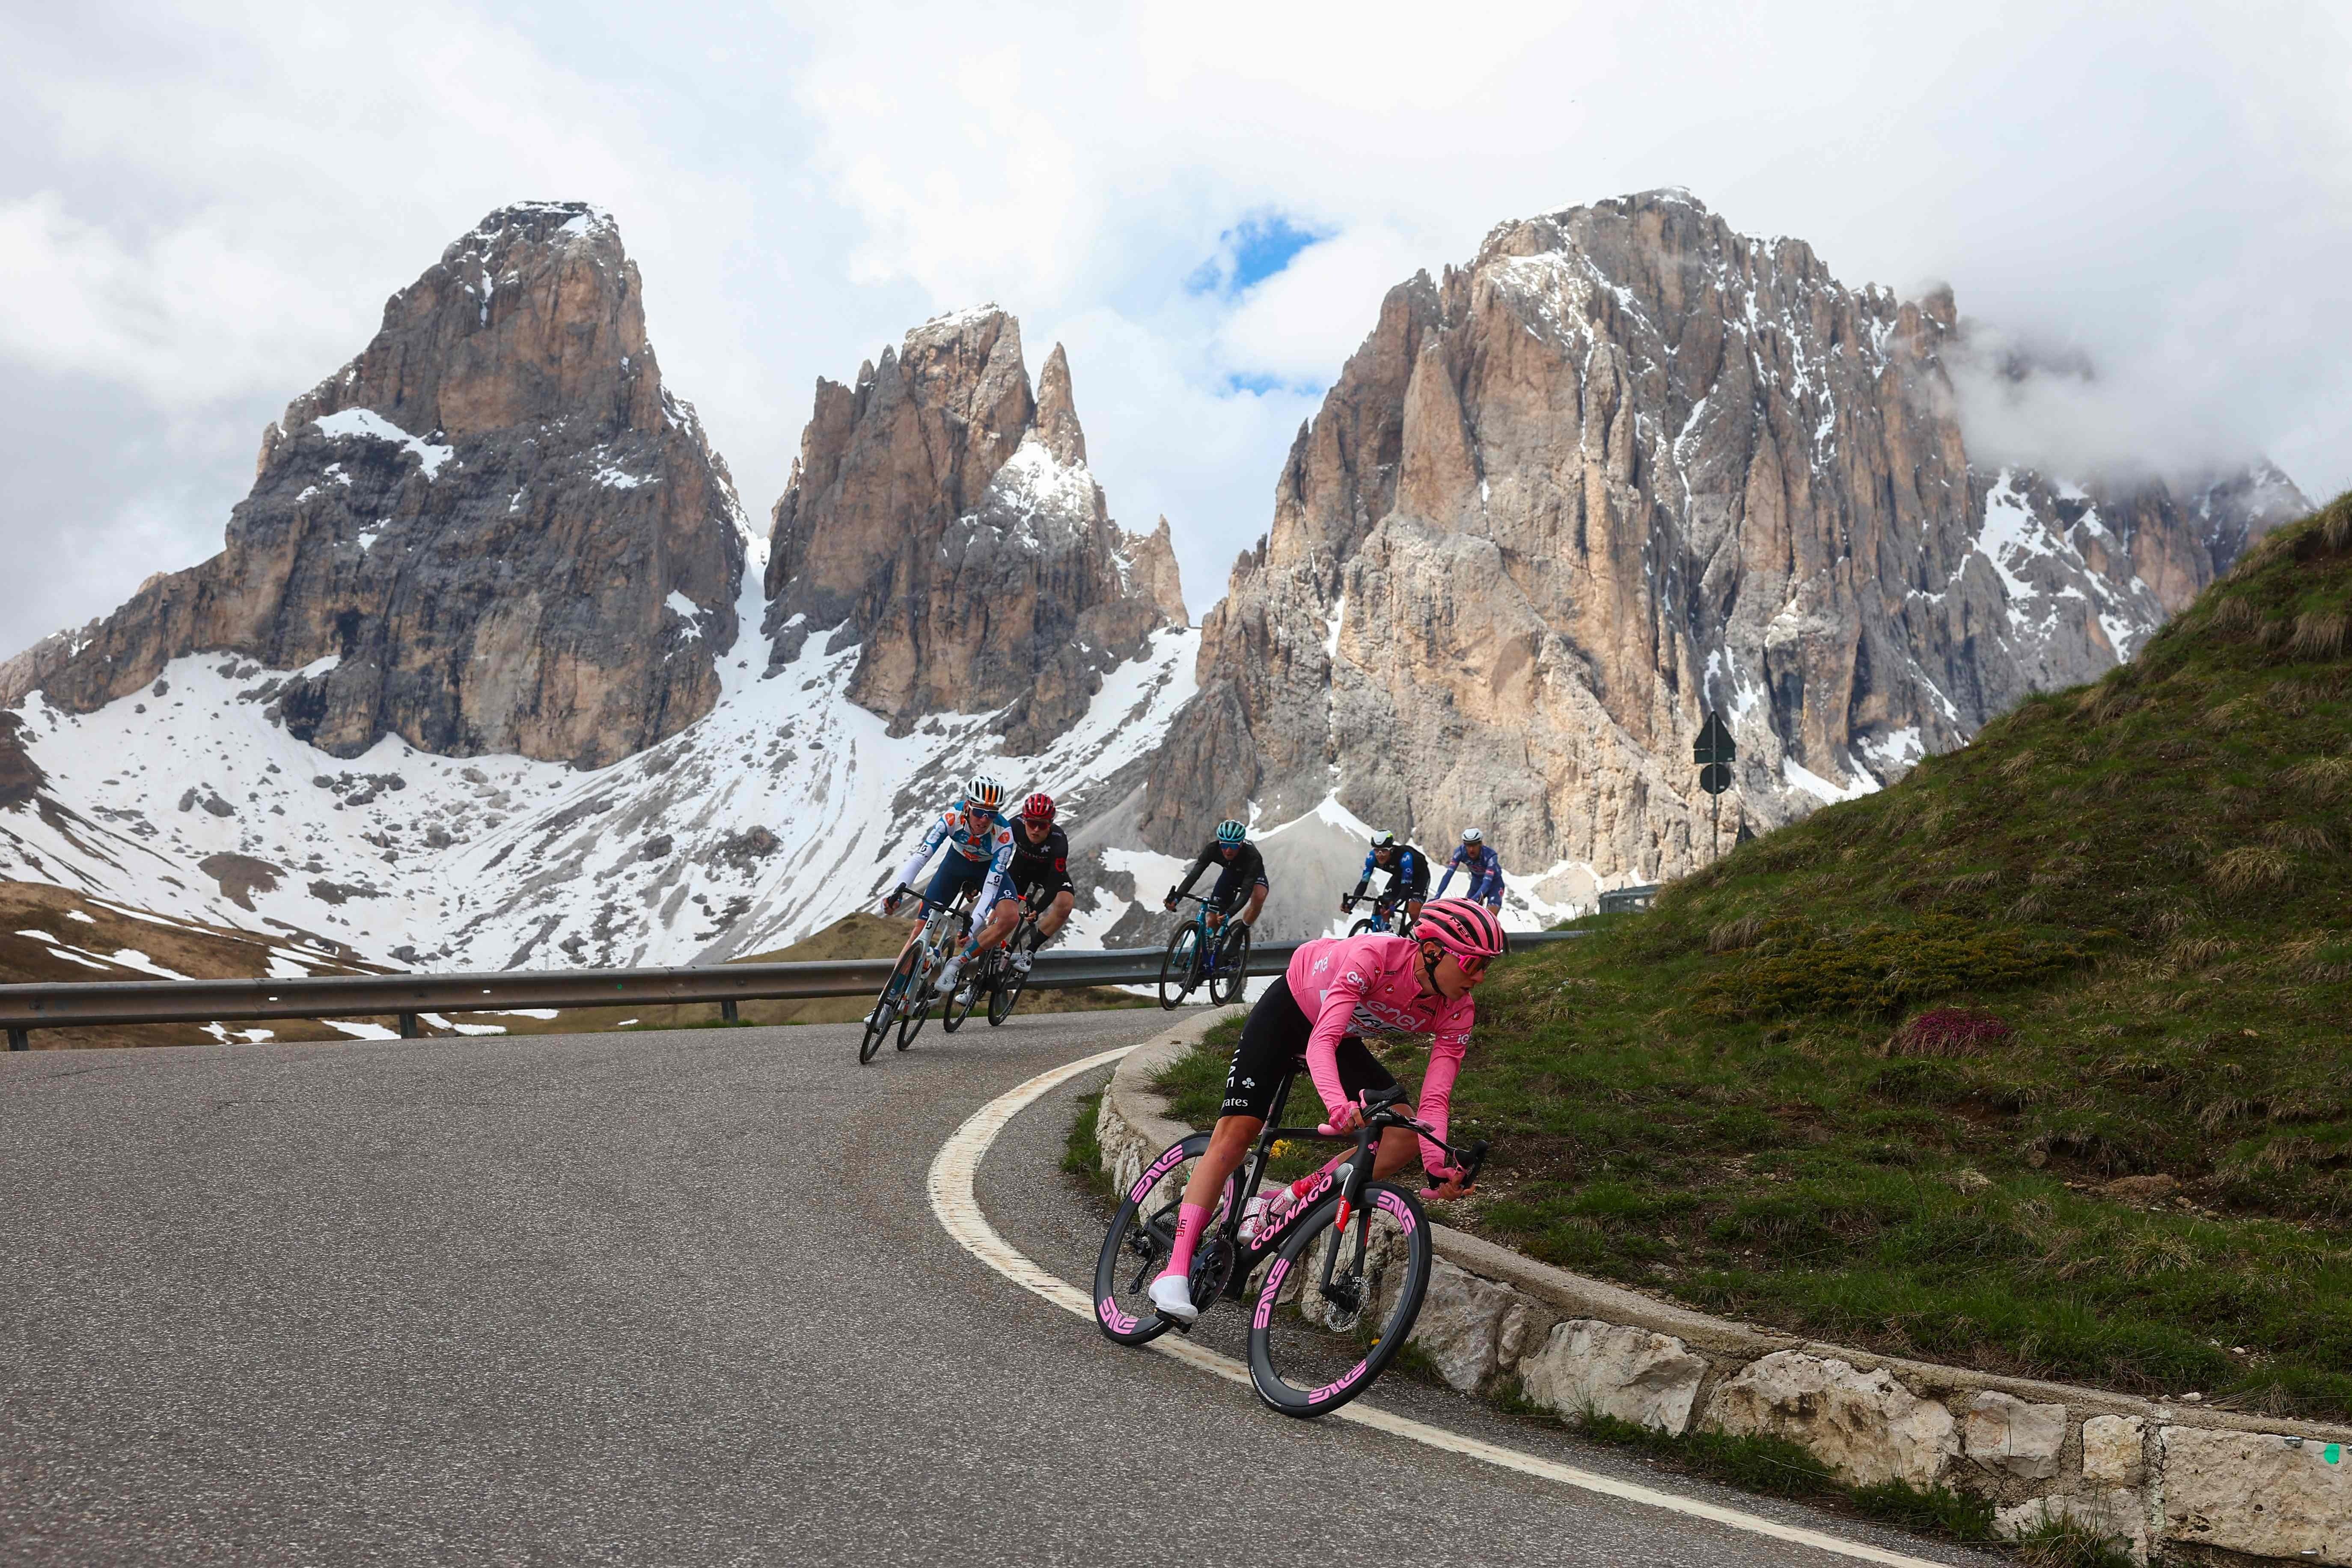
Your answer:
[0,1015,1995,1565]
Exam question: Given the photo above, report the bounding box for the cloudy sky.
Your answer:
[4,0,2347,650]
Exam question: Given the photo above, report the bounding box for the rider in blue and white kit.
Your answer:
[1434,827,1504,913]
[883,774,1017,997]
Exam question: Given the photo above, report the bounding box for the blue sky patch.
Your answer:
[1187,212,1328,297]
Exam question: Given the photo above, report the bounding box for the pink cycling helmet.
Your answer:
[1416,899,1507,962]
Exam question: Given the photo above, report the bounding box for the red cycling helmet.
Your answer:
[1416,899,1507,962]
[1020,792,1057,823]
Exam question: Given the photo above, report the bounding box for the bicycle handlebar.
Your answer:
[1269,1087,1490,1197]
[892,885,970,915]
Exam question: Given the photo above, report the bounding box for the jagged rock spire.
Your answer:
[1035,343,1088,465]
[2,202,747,768]
[764,308,1183,752]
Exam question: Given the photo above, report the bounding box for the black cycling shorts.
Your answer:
[1219,973,1397,1122]
[1011,868,1076,902]
[1208,862,1270,911]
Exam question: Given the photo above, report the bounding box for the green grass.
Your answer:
[1156,496,2352,1421]
[1063,1089,1112,1196]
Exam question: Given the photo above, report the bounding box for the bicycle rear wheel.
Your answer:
[1247,1180,1432,1417]
[1209,921,1250,1005]
[1157,925,1199,1010]
[1093,1133,1232,1345]
[988,949,1027,1026]
[941,954,987,1032]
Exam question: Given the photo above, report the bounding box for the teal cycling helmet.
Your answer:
[1214,819,1247,846]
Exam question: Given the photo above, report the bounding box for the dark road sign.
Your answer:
[1698,762,1732,795]
[1693,712,1736,767]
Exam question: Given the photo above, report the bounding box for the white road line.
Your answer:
[927,1044,1960,1568]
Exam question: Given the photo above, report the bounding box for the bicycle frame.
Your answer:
[1178,1064,1485,1309]
[891,885,975,985]
[1169,891,1234,977]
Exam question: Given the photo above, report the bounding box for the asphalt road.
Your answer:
[0,1013,1998,1565]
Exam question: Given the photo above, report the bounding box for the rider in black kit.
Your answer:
[1164,819,1269,934]
[968,793,1078,976]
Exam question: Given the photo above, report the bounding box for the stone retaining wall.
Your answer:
[1095,1012,2352,1565]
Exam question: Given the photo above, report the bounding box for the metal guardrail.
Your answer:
[0,929,1581,1048]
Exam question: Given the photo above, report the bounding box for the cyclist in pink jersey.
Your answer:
[1147,899,1508,1323]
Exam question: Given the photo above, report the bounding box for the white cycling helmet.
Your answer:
[1461,827,1484,844]
[964,775,1008,813]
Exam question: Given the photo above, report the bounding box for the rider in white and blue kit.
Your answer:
[1434,827,1504,913]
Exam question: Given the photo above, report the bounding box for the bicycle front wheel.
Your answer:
[898,945,941,1051]
[1347,917,1377,938]
[1210,921,1251,1005]
[859,958,912,1064]
[1247,1180,1433,1418]
[1157,925,1200,1009]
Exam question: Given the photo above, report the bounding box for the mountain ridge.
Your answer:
[0,189,2310,974]
[1136,189,2305,913]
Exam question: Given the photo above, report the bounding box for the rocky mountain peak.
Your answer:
[265,202,659,458]
[2,201,747,770]
[1139,188,2303,910]
[764,310,1183,752]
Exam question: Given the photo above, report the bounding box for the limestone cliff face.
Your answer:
[1140,190,2304,885]
[0,202,747,768]
[764,309,1186,752]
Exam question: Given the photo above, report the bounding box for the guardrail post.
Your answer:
[721,999,739,1024]
[7,1026,27,1051]
[398,1012,421,1039]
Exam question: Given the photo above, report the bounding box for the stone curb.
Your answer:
[1095,1014,2352,1566]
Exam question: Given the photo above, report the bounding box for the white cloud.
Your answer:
[3,0,2348,649]
[1213,225,1432,388]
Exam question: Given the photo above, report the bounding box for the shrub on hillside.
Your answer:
[1692,915,2087,1020]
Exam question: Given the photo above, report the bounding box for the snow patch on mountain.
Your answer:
[0,549,1200,972]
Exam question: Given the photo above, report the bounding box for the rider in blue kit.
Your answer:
[1434,827,1504,913]
[1344,830,1429,928]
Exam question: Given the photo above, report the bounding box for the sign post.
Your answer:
[1693,711,1736,860]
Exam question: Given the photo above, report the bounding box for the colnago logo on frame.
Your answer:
[1261,1168,1338,1245]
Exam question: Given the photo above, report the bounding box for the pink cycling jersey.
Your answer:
[1284,934,1474,1176]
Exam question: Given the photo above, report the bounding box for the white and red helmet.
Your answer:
[1416,899,1507,962]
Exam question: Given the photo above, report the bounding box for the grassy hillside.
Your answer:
[0,881,381,1047]
[1171,495,2352,1419]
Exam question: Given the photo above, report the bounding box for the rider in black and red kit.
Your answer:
[968,793,1077,975]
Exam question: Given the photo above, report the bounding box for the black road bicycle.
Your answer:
[943,883,1053,1033]
[1342,890,1416,939]
[1093,1065,1487,1417]
[1157,891,1250,1009]
[859,884,974,1064]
